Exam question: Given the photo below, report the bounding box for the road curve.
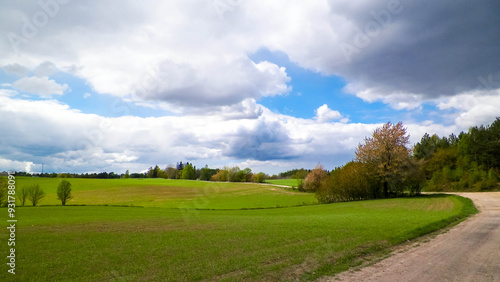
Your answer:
[326,192,500,282]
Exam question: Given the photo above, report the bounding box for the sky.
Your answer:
[1,0,500,175]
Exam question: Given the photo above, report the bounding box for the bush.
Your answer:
[302,164,328,192]
[316,162,372,203]
[477,179,498,191]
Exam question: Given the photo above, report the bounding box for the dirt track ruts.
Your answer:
[325,192,500,282]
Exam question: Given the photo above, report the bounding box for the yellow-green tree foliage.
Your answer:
[317,162,372,203]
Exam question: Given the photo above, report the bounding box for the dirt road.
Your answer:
[327,192,500,281]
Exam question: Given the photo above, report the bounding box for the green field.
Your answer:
[14,177,317,209]
[265,179,300,187]
[1,178,477,281]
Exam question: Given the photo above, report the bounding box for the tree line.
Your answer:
[299,118,500,203]
[413,117,500,191]
[138,163,269,183]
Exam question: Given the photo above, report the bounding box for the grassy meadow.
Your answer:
[1,177,477,281]
[265,178,300,187]
[14,177,317,209]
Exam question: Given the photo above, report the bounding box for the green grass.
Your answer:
[0,194,476,281]
[15,177,317,209]
[265,179,300,187]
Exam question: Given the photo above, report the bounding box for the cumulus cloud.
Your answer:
[0,93,472,173]
[0,94,375,173]
[2,63,29,76]
[314,104,347,123]
[436,90,500,129]
[1,1,498,110]
[130,59,290,107]
[34,61,59,77]
[13,76,68,97]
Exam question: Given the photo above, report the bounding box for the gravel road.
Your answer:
[325,192,500,282]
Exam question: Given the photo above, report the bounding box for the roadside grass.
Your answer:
[15,177,317,209]
[0,194,476,281]
[265,179,300,187]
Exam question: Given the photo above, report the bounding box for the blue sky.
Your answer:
[1,1,499,174]
[251,48,422,124]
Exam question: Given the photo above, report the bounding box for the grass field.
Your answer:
[14,177,317,209]
[1,178,477,281]
[265,178,300,187]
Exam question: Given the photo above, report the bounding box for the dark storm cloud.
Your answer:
[327,0,500,99]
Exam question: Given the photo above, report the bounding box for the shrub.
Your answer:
[316,162,371,203]
[302,164,328,192]
[477,179,498,191]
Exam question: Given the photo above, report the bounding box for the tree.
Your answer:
[19,186,30,206]
[251,172,267,183]
[458,118,500,170]
[291,169,309,180]
[146,165,161,178]
[303,164,328,192]
[211,169,228,181]
[236,168,253,182]
[57,180,73,206]
[28,184,46,206]
[180,163,196,180]
[355,122,413,197]
[165,165,178,179]
[200,165,217,181]
[226,166,241,182]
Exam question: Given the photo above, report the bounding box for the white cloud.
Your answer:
[0,158,34,173]
[0,95,377,173]
[0,93,472,174]
[436,90,500,129]
[343,84,424,110]
[13,76,68,97]
[0,1,498,174]
[2,63,29,76]
[34,61,58,77]
[1,1,498,111]
[314,104,346,123]
[0,89,18,97]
